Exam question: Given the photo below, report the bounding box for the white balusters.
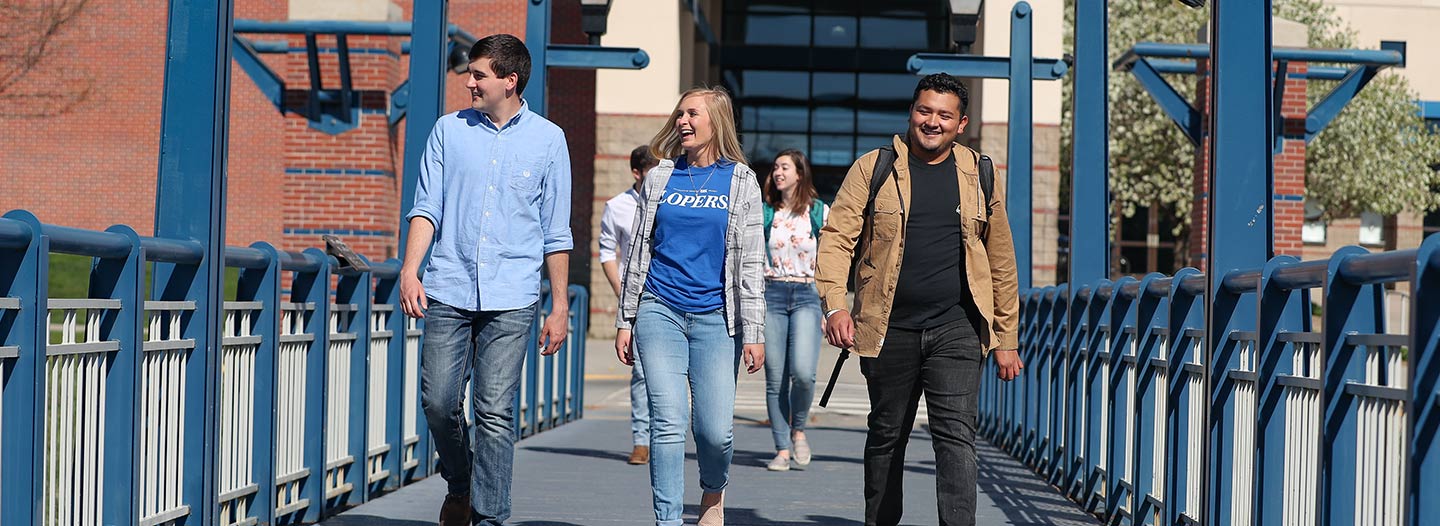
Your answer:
[275,304,312,516]
[325,305,355,498]
[1354,342,1407,526]
[402,316,421,470]
[1283,341,1321,526]
[45,301,117,526]
[1231,340,1256,526]
[367,306,392,484]
[217,303,260,526]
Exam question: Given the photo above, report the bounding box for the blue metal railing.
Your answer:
[981,234,1440,526]
[0,211,589,526]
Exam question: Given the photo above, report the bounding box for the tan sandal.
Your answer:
[698,491,724,526]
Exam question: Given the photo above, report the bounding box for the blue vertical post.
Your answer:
[1,211,44,526]
[1413,235,1440,526]
[1133,272,1172,526]
[335,262,373,505]
[398,0,448,478]
[294,248,331,522]
[1166,268,1206,526]
[1069,0,1110,285]
[1008,2,1033,290]
[399,0,448,251]
[1044,285,1069,482]
[1106,276,1140,522]
[375,260,406,490]
[1255,256,1313,526]
[1206,2,1273,525]
[94,226,144,526]
[1321,246,1383,526]
[525,0,552,116]
[238,243,283,526]
[153,1,233,524]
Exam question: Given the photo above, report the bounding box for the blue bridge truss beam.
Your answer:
[1114,41,1403,147]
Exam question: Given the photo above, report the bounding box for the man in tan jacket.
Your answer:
[815,73,1023,526]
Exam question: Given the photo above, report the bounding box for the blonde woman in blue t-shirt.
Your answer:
[613,86,767,526]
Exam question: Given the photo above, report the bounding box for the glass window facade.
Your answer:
[720,0,950,197]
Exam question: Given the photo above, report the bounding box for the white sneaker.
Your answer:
[766,453,791,471]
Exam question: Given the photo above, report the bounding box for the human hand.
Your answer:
[824,310,855,349]
[539,307,569,356]
[742,343,765,374]
[616,329,634,366]
[994,349,1023,381]
[399,272,427,318]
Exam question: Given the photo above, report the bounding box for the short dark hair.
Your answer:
[469,34,532,95]
[912,73,969,115]
[630,144,658,173]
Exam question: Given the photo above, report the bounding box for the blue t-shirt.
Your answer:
[645,158,735,313]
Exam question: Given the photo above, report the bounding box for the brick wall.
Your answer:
[0,0,572,270]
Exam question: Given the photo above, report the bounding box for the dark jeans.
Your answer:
[859,316,983,526]
[419,300,536,526]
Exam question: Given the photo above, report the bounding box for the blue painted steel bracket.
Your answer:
[232,36,286,113]
[1116,41,1402,149]
[1121,57,1203,145]
[907,53,1068,80]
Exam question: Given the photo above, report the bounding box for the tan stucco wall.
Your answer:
[1323,0,1440,98]
[978,0,1065,126]
[595,0,686,115]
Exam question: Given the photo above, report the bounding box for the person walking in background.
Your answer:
[814,73,1023,526]
[398,34,573,526]
[759,149,828,472]
[613,86,766,526]
[599,145,660,465]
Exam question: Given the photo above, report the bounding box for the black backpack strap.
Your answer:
[975,150,995,217]
[865,146,898,218]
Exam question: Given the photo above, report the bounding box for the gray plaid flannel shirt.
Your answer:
[615,159,767,344]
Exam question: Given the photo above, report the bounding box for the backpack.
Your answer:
[848,146,995,290]
[762,200,825,261]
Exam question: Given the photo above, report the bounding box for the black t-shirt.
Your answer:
[888,152,975,330]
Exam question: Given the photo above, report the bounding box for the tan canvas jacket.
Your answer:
[814,135,1020,358]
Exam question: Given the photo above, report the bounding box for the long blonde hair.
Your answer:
[649,86,748,165]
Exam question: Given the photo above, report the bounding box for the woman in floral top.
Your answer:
[761,149,829,471]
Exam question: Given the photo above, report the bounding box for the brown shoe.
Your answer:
[627,445,650,465]
[438,493,471,526]
[698,491,724,526]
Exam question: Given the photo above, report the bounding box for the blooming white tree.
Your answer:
[1060,0,1440,248]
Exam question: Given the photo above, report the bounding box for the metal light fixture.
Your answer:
[949,0,984,52]
[580,0,613,45]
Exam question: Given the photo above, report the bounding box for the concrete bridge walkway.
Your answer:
[320,339,1100,526]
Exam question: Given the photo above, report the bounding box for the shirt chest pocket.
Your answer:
[871,207,902,241]
[504,154,546,195]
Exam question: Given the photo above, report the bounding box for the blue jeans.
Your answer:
[419,300,536,526]
[630,349,651,445]
[762,280,822,452]
[633,291,740,526]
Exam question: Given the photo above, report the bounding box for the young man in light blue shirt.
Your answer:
[398,33,573,526]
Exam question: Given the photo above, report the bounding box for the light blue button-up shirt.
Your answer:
[406,101,573,311]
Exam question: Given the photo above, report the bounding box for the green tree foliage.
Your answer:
[1060,0,1440,237]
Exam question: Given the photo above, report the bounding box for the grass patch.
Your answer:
[48,253,240,301]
